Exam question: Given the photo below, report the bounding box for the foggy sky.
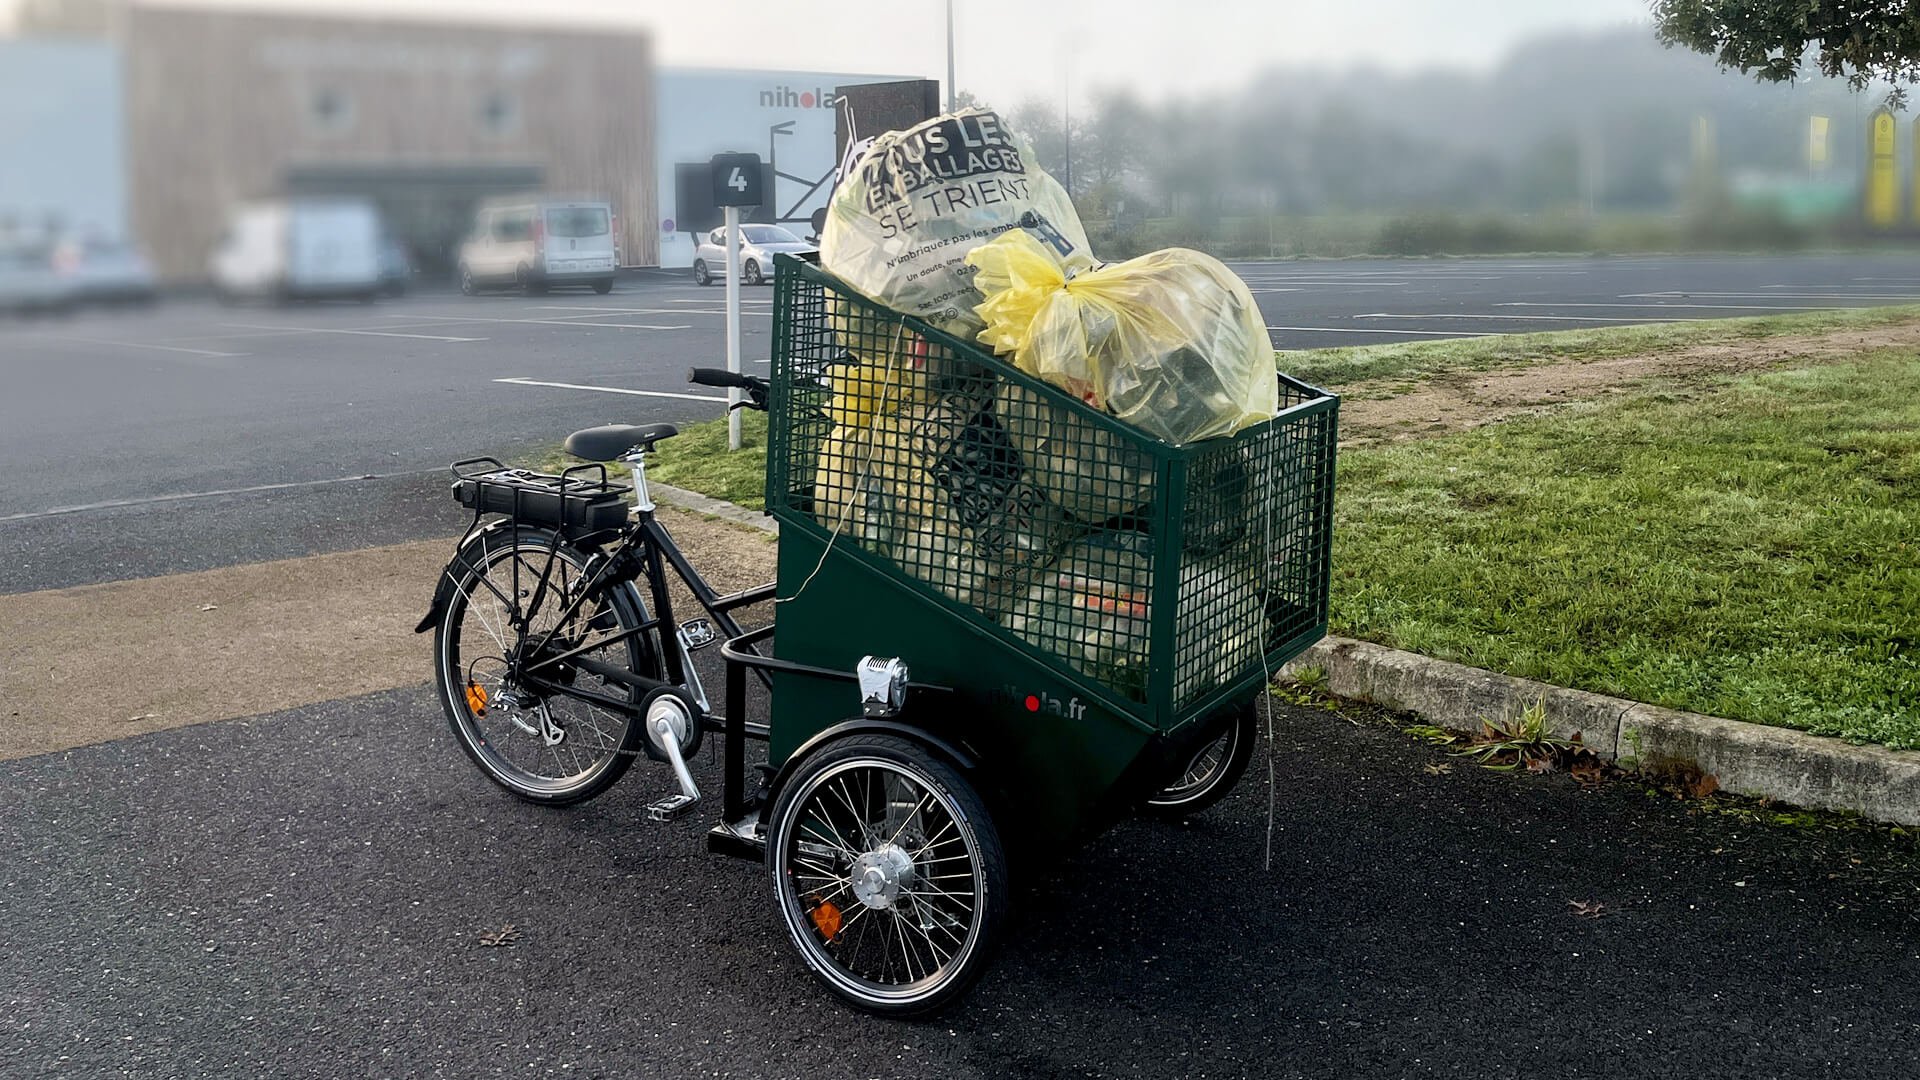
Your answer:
[3,0,1657,106]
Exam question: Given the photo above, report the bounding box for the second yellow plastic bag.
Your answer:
[967,230,1279,444]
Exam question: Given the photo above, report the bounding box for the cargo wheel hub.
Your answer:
[850,844,915,910]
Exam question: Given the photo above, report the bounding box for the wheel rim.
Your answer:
[745,261,761,284]
[694,261,707,283]
[460,267,473,293]
[439,538,640,797]
[1148,720,1240,807]
[773,757,986,1007]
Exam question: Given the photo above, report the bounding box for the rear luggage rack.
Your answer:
[449,456,632,532]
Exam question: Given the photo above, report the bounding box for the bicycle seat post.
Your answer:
[619,446,655,515]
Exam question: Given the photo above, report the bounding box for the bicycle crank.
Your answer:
[640,687,703,822]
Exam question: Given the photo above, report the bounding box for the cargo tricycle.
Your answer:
[418,254,1338,1015]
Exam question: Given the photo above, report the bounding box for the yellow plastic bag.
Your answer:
[967,230,1279,444]
[823,306,934,427]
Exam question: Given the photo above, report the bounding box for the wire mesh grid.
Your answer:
[1170,403,1336,708]
[769,256,1336,717]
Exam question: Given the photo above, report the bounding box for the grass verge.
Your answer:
[1333,352,1919,747]
[527,409,770,511]
[534,315,1919,748]
[1282,304,1920,395]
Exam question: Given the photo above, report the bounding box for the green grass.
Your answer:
[544,314,1920,748]
[527,409,771,511]
[648,409,770,510]
[1332,353,1920,747]
[1282,304,1920,394]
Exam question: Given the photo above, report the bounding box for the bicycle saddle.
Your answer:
[564,423,679,461]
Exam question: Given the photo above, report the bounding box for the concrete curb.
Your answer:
[1285,636,1920,827]
[651,482,777,535]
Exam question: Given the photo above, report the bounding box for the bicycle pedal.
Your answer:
[679,618,717,650]
[646,792,699,822]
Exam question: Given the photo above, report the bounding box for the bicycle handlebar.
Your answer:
[688,367,770,410]
[687,367,755,390]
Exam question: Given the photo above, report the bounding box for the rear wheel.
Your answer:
[692,259,711,286]
[432,527,658,805]
[458,263,476,296]
[516,264,547,295]
[768,735,1008,1016]
[743,259,763,286]
[1142,700,1259,819]
[592,277,614,295]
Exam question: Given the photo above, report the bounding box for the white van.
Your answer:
[457,199,618,295]
[210,199,384,302]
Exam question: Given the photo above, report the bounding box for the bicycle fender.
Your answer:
[766,718,981,802]
[414,521,520,634]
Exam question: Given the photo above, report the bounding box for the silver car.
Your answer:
[54,236,158,307]
[0,244,74,316]
[692,223,815,286]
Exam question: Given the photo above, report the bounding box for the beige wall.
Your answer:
[125,5,656,280]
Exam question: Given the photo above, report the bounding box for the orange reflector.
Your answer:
[808,899,843,943]
[465,681,488,715]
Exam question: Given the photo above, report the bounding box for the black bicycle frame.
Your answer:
[510,509,776,732]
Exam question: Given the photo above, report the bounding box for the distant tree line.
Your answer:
[975,27,1887,228]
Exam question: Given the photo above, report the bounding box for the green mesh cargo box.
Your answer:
[762,254,1337,840]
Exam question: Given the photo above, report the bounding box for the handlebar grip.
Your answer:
[688,367,753,389]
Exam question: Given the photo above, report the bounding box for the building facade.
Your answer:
[122,5,657,280]
[654,69,905,268]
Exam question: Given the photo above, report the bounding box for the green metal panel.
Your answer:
[765,253,1338,785]
[769,525,1157,846]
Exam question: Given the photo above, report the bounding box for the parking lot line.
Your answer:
[1497,301,1823,311]
[493,376,726,402]
[42,336,251,358]
[1266,325,1498,337]
[376,314,694,331]
[218,322,485,342]
[1356,312,1695,323]
[1621,291,1920,301]
[0,470,438,522]
[538,305,770,317]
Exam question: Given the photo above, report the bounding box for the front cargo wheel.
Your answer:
[767,734,1008,1016]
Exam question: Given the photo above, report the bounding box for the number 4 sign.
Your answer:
[709,152,765,208]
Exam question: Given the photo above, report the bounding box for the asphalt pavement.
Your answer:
[7,252,1920,1077]
[7,251,1920,591]
[3,686,1916,1078]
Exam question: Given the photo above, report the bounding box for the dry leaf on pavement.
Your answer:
[478,925,520,947]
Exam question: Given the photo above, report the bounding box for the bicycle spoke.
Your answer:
[885,791,932,847]
[443,536,651,795]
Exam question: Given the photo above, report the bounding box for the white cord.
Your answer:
[1256,446,1280,872]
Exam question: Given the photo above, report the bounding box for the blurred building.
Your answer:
[4,1,915,280]
[655,70,905,267]
[122,4,656,280]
